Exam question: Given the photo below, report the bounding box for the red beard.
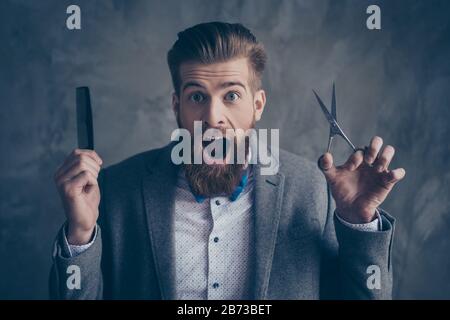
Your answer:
[177,115,254,198]
[184,135,249,197]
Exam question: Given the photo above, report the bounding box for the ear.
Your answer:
[253,89,266,122]
[172,92,180,117]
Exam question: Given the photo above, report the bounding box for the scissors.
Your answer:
[313,83,383,227]
[312,83,357,153]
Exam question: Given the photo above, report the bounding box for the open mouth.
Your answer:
[202,137,230,161]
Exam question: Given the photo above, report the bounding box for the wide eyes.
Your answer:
[224,91,240,102]
[189,92,205,103]
[187,91,241,104]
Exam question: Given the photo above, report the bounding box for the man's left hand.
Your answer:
[318,136,406,224]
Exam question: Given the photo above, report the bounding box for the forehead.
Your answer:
[179,58,250,88]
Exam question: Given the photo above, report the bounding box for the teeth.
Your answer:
[204,135,223,141]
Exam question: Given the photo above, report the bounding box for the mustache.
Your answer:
[175,115,256,165]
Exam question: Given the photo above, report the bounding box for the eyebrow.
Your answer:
[182,81,205,92]
[220,81,247,92]
[182,81,247,93]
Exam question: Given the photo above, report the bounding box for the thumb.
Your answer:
[317,152,337,182]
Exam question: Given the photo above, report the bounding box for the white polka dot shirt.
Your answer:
[173,167,255,300]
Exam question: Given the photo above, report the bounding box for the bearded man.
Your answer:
[50,22,405,300]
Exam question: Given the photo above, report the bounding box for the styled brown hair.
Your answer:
[167,21,267,95]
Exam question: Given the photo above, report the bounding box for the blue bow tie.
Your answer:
[193,170,249,203]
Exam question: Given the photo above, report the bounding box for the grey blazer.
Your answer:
[49,142,395,300]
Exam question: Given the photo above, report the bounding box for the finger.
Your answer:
[318,152,337,181]
[55,149,102,180]
[64,171,98,195]
[383,168,406,186]
[374,145,395,172]
[54,153,77,179]
[56,154,101,181]
[341,149,364,171]
[73,149,103,165]
[69,155,100,175]
[364,136,383,165]
[59,162,100,185]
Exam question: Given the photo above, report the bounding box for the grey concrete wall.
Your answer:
[0,0,449,299]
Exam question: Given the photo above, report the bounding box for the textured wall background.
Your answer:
[0,0,449,299]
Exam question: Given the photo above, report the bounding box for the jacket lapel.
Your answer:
[253,154,285,299]
[141,143,179,300]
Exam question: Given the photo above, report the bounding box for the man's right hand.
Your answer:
[54,149,103,245]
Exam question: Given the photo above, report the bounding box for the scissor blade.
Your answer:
[331,83,336,121]
[312,89,339,128]
[338,129,357,151]
[313,88,357,151]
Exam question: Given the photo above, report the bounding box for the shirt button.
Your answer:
[215,200,221,206]
[214,237,219,243]
[212,283,220,289]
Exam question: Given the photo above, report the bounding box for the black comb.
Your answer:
[76,87,94,150]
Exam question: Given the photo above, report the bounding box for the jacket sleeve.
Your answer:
[320,191,395,300]
[49,224,104,299]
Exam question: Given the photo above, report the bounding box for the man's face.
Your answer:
[172,57,266,197]
[174,57,265,139]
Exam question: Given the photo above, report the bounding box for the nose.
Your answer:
[202,97,226,129]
